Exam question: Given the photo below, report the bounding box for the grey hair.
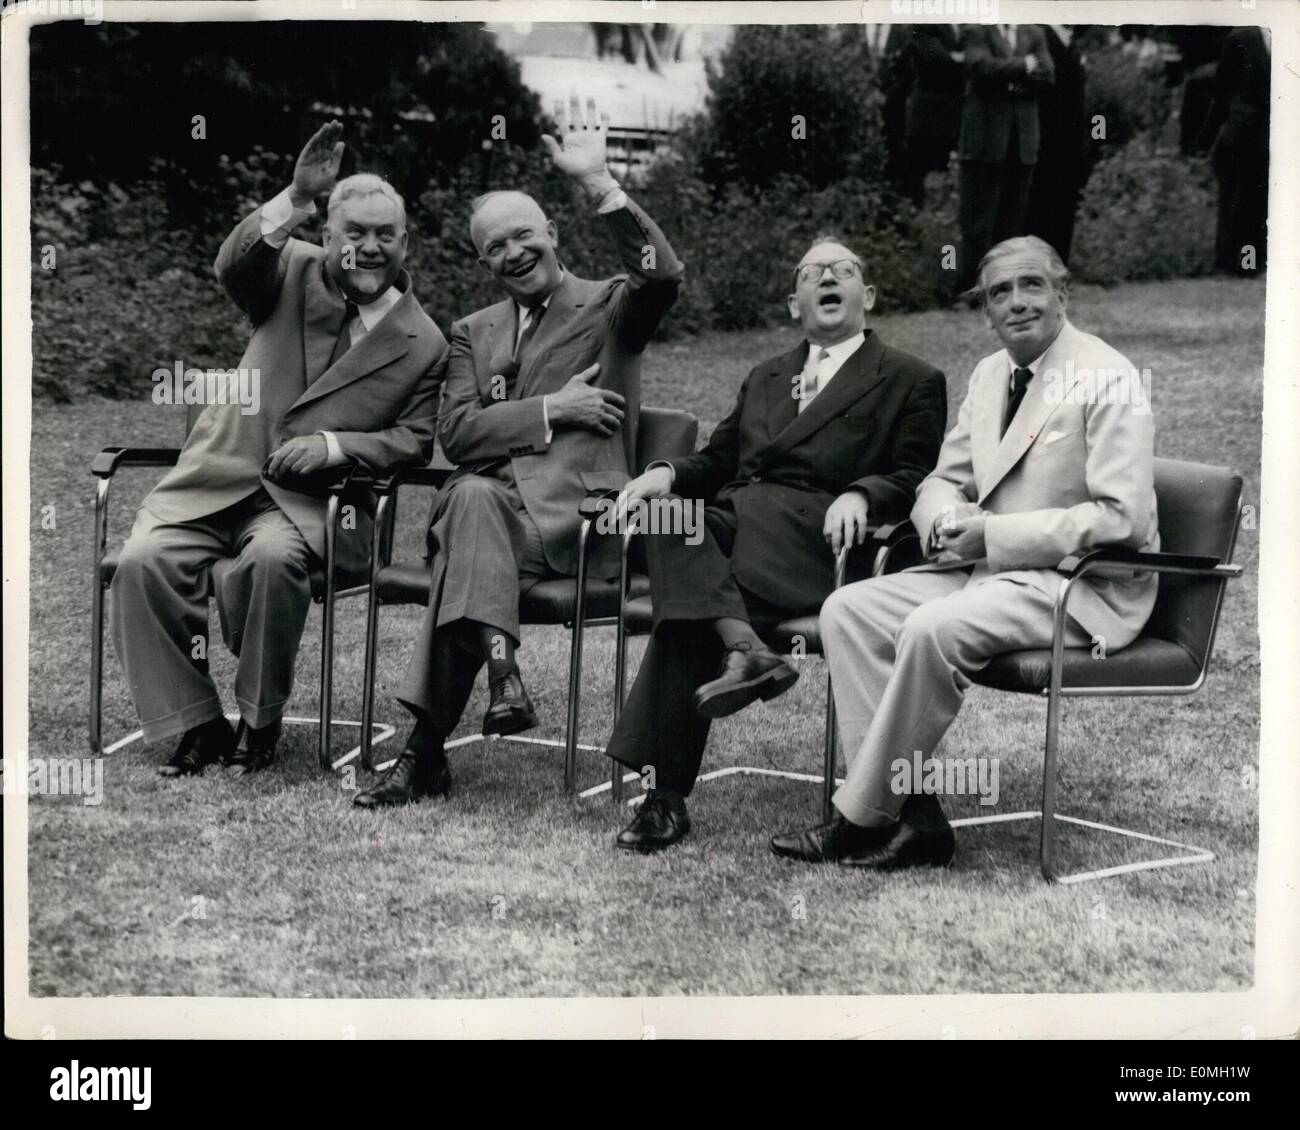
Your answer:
[966,236,1069,306]
[793,232,867,287]
[326,173,406,229]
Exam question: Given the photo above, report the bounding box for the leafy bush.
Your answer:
[690,25,888,192]
[1084,41,1176,156]
[1070,134,1216,284]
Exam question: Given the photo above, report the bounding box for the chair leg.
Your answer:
[359,493,390,772]
[318,495,339,771]
[563,521,593,794]
[1040,678,1065,883]
[610,619,627,804]
[90,580,107,754]
[821,667,838,822]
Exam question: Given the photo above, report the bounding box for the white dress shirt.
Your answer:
[799,331,865,411]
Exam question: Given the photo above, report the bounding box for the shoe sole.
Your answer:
[614,831,687,854]
[482,709,538,738]
[695,663,800,719]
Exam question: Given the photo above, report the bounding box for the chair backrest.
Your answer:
[1144,457,1244,669]
[635,407,699,471]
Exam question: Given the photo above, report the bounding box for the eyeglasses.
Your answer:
[795,259,861,285]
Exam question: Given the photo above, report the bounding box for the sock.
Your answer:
[407,719,448,770]
[475,621,518,682]
[714,616,762,650]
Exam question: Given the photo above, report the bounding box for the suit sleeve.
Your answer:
[912,365,981,545]
[667,372,749,502]
[214,207,293,325]
[328,329,449,474]
[963,25,1054,90]
[983,371,1156,571]
[437,320,551,464]
[603,194,686,352]
[848,368,947,522]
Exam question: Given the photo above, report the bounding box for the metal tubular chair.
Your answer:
[614,528,908,818]
[90,448,373,770]
[357,407,700,794]
[873,457,1245,883]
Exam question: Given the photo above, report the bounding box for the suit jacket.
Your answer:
[959,23,1055,165]
[911,320,1158,649]
[905,23,965,164]
[670,332,947,612]
[436,195,684,576]
[1200,26,1270,160]
[143,205,448,577]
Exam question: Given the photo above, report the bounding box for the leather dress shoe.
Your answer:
[841,793,955,870]
[615,789,691,852]
[224,718,282,778]
[770,812,895,863]
[159,716,237,777]
[482,668,538,737]
[694,642,799,719]
[353,744,451,809]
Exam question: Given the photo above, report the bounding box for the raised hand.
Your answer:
[545,363,625,436]
[291,120,345,207]
[541,96,617,198]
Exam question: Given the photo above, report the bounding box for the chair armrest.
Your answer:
[372,465,454,495]
[868,521,924,577]
[578,487,621,518]
[1057,547,1243,580]
[91,447,181,478]
[264,457,371,498]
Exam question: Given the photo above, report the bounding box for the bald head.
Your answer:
[470,190,562,304]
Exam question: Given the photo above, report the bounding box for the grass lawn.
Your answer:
[25,276,1262,998]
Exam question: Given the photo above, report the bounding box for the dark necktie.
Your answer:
[505,303,546,397]
[1003,366,1033,437]
[328,301,360,369]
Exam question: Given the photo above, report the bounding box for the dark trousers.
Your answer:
[1214,144,1268,274]
[394,471,555,739]
[605,503,801,796]
[958,156,1036,291]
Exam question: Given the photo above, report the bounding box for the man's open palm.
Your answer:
[293,120,345,201]
[541,96,611,180]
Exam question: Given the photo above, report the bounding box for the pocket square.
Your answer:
[1040,429,1072,446]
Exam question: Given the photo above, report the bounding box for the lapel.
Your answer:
[516,271,586,400]
[476,298,519,403]
[290,271,417,411]
[762,342,807,441]
[759,332,888,470]
[977,321,1083,503]
[303,262,346,385]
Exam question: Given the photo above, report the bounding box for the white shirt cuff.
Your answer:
[316,431,348,466]
[541,396,553,444]
[645,459,676,487]
[260,188,317,249]
[595,189,628,215]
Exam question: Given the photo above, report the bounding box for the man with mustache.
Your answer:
[772,236,1157,870]
[112,122,447,777]
[603,236,947,851]
[356,96,684,809]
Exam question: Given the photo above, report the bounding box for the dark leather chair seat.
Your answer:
[623,596,824,655]
[974,637,1203,693]
[378,562,649,622]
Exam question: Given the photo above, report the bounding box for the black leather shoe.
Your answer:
[353,743,451,809]
[224,718,282,778]
[159,716,237,778]
[615,789,691,852]
[482,668,538,737]
[770,812,895,863]
[841,794,955,870]
[693,642,800,719]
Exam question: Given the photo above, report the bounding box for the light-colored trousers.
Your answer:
[110,490,316,742]
[820,569,1089,826]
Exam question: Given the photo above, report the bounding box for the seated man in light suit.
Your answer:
[355,96,684,809]
[603,236,947,852]
[112,122,447,778]
[772,235,1158,870]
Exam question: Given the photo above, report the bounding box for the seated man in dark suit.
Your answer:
[354,96,684,809]
[604,237,948,852]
